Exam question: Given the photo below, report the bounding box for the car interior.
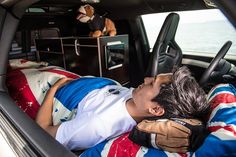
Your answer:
[0,0,236,156]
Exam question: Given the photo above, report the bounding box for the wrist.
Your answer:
[48,86,58,93]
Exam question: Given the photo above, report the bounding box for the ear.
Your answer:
[148,106,165,116]
[85,5,94,17]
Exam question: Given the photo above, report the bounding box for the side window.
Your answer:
[141,9,236,57]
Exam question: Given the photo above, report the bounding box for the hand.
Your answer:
[155,73,173,86]
[152,73,172,96]
[52,77,74,90]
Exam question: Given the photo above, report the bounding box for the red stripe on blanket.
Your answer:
[107,133,141,157]
[41,69,80,79]
[6,69,40,119]
[20,59,28,64]
[209,93,236,110]
[208,125,236,136]
[178,153,189,157]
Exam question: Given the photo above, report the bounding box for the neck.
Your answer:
[125,99,146,123]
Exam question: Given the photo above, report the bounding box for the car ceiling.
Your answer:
[0,0,211,19]
[28,0,208,19]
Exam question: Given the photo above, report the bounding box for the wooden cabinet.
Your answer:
[35,35,129,85]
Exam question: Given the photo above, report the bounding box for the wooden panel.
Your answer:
[36,35,129,85]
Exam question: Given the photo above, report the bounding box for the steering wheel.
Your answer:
[199,41,232,86]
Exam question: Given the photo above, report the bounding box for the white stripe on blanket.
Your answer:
[53,98,77,125]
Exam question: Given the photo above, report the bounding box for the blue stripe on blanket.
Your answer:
[209,84,236,99]
[144,148,168,157]
[210,107,236,125]
[230,84,236,95]
[195,134,236,157]
[54,77,116,111]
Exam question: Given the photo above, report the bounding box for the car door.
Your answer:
[0,1,76,156]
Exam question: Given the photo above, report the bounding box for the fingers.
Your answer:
[53,77,74,89]
[155,73,173,86]
[136,119,190,137]
[156,135,189,147]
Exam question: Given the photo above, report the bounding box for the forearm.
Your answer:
[35,77,73,137]
[36,87,59,137]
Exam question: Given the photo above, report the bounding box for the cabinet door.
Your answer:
[63,38,100,76]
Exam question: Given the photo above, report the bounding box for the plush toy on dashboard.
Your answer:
[76,4,117,37]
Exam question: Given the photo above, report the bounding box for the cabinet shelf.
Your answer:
[38,51,64,54]
[63,44,98,48]
[35,35,129,85]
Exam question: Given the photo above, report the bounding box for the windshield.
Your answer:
[142,9,236,57]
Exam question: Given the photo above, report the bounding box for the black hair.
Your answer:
[152,66,210,121]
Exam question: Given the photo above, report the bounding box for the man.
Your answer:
[36,66,209,150]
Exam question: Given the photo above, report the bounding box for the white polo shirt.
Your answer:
[55,85,136,150]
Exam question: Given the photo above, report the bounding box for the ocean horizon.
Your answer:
[146,20,236,55]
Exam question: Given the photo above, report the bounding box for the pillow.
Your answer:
[80,83,236,157]
[8,59,48,69]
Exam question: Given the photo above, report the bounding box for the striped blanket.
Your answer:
[80,83,236,157]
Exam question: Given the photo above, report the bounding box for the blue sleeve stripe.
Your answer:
[54,77,116,111]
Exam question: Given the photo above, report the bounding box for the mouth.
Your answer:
[76,13,87,20]
[76,9,87,19]
[78,11,86,15]
[76,14,83,20]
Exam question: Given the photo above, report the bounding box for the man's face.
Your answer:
[132,73,172,116]
[133,76,160,109]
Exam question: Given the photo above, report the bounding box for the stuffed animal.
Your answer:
[76,4,117,37]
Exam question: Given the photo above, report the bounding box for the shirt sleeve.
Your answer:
[55,112,107,150]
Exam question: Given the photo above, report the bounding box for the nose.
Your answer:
[144,77,154,84]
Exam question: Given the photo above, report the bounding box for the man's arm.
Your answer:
[35,77,73,138]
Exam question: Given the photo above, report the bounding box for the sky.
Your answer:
[142,9,227,24]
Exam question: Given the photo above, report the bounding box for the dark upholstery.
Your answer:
[147,13,182,76]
